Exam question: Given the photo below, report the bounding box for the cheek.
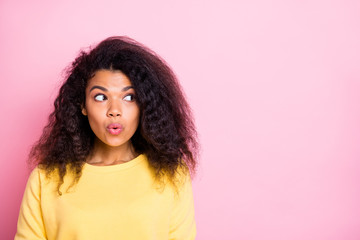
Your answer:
[87,116,100,134]
[133,108,141,123]
[129,109,140,129]
[86,108,105,129]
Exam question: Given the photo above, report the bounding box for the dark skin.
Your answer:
[81,70,140,166]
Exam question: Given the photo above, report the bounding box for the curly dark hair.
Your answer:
[29,36,198,193]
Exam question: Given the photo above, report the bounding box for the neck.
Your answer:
[87,139,138,166]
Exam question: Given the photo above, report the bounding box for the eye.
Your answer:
[123,94,135,102]
[94,94,107,102]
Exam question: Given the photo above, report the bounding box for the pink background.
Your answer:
[1,0,360,239]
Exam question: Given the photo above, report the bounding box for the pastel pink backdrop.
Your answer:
[1,0,360,239]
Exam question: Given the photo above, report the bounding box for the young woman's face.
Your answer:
[82,70,140,148]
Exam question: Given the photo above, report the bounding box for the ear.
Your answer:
[81,105,87,116]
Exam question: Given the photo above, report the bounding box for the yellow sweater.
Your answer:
[15,154,196,240]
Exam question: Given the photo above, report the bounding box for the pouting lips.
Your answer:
[107,123,122,129]
[107,123,123,135]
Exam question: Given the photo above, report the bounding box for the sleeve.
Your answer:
[15,168,47,240]
[169,173,197,240]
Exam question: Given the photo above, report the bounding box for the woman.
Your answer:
[15,36,198,240]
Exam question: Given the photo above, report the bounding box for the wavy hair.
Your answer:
[29,36,198,193]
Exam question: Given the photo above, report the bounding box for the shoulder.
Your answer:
[26,167,42,185]
[159,164,193,201]
[26,166,65,192]
[172,164,193,189]
[28,166,58,182]
[24,167,49,192]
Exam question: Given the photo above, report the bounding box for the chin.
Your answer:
[104,141,127,147]
[105,139,131,148]
[94,137,125,148]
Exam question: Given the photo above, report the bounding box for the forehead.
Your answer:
[87,70,132,89]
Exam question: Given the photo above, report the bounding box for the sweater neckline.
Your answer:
[83,154,146,173]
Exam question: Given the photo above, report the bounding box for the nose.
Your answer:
[107,101,122,117]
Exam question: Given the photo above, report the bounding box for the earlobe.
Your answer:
[81,107,87,116]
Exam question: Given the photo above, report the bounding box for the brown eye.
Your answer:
[123,94,135,102]
[94,94,107,102]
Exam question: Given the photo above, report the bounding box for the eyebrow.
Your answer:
[89,85,134,92]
